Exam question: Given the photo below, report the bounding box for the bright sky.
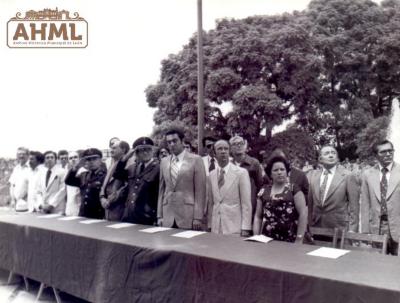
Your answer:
[0,0,320,158]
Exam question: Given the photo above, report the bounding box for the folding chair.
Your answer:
[308,227,340,248]
[339,230,388,254]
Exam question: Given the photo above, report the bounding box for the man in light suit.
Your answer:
[308,145,359,232]
[36,151,67,214]
[158,128,206,230]
[208,140,252,236]
[361,139,400,255]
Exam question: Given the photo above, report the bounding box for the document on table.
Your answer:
[80,219,105,225]
[244,235,274,243]
[106,223,136,229]
[172,231,206,238]
[139,227,172,233]
[58,216,81,221]
[37,214,62,219]
[307,247,350,259]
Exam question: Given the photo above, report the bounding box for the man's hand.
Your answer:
[192,219,203,231]
[157,218,163,227]
[100,197,110,209]
[42,205,54,214]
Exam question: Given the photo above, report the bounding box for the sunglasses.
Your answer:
[69,156,79,160]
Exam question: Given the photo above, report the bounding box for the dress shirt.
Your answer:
[379,162,393,182]
[171,150,186,171]
[218,163,231,177]
[9,162,30,202]
[320,165,337,202]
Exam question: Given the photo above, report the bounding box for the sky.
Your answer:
[0,0,343,157]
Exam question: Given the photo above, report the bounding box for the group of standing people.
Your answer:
[8,130,400,254]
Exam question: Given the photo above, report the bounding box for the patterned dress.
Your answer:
[260,183,300,243]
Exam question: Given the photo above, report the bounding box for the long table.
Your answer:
[0,212,399,303]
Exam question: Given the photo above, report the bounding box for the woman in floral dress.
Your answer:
[253,155,308,243]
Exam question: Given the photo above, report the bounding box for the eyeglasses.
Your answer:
[69,156,78,160]
[378,149,394,155]
[231,141,244,146]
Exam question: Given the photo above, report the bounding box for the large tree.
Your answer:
[146,0,400,159]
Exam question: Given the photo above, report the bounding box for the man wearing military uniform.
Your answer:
[65,148,107,219]
[114,137,159,225]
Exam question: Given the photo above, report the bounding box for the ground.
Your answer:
[0,268,89,303]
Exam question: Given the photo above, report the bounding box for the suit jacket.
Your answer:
[36,166,67,214]
[114,159,160,225]
[100,159,126,221]
[360,162,400,240]
[308,166,360,232]
[208,164,252,234]
[202,155,219,176]
[158,152,206,229]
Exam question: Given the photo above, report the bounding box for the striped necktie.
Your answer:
[320,169,330,205]
[170,157,179,186]
[380,167,388,216]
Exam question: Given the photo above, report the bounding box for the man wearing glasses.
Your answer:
[202,136,218,176]
[361,139,400,255]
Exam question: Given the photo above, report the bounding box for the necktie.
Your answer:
[45,169,52,187]
[139,163,145,174]
[218,169,225,188]
[319,169,330,205]
[380,167,388,216]
[170,157,179,186]
[209,157,215,172]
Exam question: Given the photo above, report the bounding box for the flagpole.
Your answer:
[197,0,205,155]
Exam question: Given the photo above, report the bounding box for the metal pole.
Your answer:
[197,0,205,156]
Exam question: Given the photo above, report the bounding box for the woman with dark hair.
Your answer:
[253,155,308,243]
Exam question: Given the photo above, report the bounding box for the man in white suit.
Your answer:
[361,139,400,255]
[158,128,206,230]
[208,140,252,236]
[36,151,67,214]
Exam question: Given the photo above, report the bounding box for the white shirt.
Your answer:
[218,163,231,177]
[171,149,186,171]
[379,162,393,182]
[9,162,30,203]
[320,165,337,202]
[27,164,45,212]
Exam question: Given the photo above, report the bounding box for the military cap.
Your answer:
[82,148,102,159]
[132,137,155,151]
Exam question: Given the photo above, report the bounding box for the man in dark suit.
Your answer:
[114,137,160,225]
[65,148,106,219]
[158,128,206,230]
[308,145,359,232]
[100,140,130,221]
[361,139,400,255]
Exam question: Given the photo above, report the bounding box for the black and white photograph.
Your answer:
[0,0,400,302]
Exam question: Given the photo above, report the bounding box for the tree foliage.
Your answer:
[145,0,400,160]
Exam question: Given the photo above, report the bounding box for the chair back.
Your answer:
[339,231,388,254]
[309,227,340,248]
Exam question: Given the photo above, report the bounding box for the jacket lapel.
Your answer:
[219,165,238,199]
[371,165,381,201]
[210,170,222,202]
[312,170,322,205]
[324,167,345,203]
[173,152,189,190]
[46,169,57,190]
[387,162,400,199]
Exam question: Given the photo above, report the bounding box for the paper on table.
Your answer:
[307,247,350,259]
[139,227,172,233]
[37,214,62,219]
[58,216,81,221]
[244,235,274,243]
[172,231,206,238]
[106,223,136,229]
[80,219,105,225]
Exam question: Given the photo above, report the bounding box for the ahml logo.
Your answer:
[7,8,88,48]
